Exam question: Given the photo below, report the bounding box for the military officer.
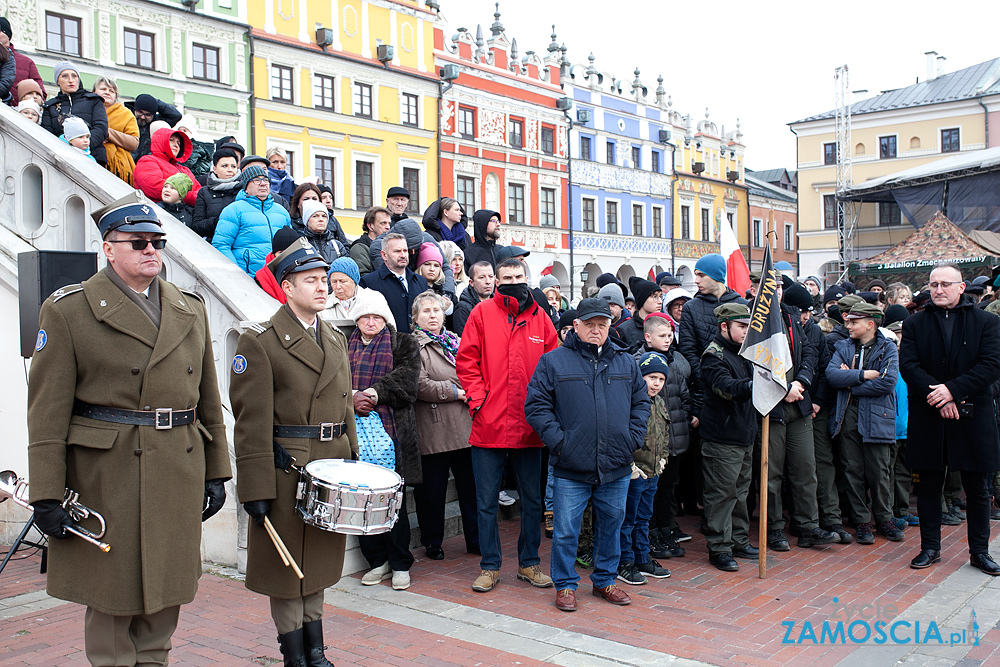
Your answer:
[27,193,231,667]
[230,238,358,667]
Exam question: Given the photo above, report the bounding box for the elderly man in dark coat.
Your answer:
[27,195,231,666]
[900,264,1000,574]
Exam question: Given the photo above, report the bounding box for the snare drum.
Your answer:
[295,459,403,535]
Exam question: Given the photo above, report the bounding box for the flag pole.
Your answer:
[758,223,776,580]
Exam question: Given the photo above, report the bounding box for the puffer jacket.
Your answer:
[133,128,200,206]
[180,137,214,177]
[463,210,500,272]
[290,216,349,263]
[699,332,757,447]
[634,344,692,457]
[633,393,670,478]
[212,190,292,276]
[157,200,193,227]
[525,332,650,484]
[677,287,747,413]
[456,287,559,449]
[826,330,899,444]
[40,87,109,165]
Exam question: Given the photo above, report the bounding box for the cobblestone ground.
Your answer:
[3,513,1000,666]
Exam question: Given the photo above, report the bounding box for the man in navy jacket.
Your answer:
[359,232,427,333]
[526,298,650,612]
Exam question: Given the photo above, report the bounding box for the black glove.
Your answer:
[33,499,74,539]
[202,479,226,522]
[273,442,294,471]
[243,500,271,527]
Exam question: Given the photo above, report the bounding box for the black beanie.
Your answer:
[271,226,299,255]
[883,304,909,326]
[782,283,814,312]
[823,285,845,304]
[134,94,158,114]
[628,276,659,312]
[557,309,577,331]
[0,17,12,39]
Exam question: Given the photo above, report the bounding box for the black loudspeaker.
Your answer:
[18,250,99,358]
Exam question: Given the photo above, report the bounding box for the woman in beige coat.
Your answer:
[411,290,479,559]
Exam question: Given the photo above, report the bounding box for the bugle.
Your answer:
[0,470,111,553]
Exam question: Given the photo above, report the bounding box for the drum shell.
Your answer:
[296,459,403,535]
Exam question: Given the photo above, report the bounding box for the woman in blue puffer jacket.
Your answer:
[212,164,291,276]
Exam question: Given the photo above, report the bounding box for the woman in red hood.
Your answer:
[133,127,201,206]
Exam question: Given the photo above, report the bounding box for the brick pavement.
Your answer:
[3,514,1000,666]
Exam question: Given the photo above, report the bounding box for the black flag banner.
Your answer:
[739,243,792,415]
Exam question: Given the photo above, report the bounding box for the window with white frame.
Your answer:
[752,218,763,247]
[315,156,335,195]
[681,205,691,239]
[456,176,476,213]
[701,208,711,241]
[458,107,475,138]
[632,204,643,236]
[606,201,618,234]
[46,13,81,56]
[355,161,374,209]
[314,74,335,111]
[540,187,556,226]
[508,183,525,224]
[652,207,663,238]
[784,223,794,251]
[124,28,155,69]
[541,126,554,155]
[354,82,372,118]
[403,167,420,214]
[271,65,293,102]
[582,198,595,232]
[402,93,418,127]
[192,44,219,82]
[509,119,524,148]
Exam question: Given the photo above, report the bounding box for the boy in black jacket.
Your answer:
[700,303,758,572]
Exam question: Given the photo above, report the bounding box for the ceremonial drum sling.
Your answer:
[295,459,403,535]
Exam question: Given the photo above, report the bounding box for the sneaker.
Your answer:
[361,562,391,585]
[391,570,411,590]
[671,528,692,543]
[904,513,920,526]
[472,569,500,592]
[856,522,875,545]
[824,524,854,545]
[576,551,595,569]
[498,490,516,506]
[636,560,671,578]
[891,517,907,531]
[768,529,790,552]
[616,562,647,585]
[544,510,554,538]
[516,565,553,588]
[878,521,905,542]
[658,536,686,558]
[941,511,962,526]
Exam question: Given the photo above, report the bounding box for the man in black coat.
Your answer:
[131,93,182,161]
[359,232,428,333]
[900,264,1000,574]
[464,210,502,273]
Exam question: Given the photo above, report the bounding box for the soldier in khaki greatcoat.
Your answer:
[230,239,357,667]
[26,194,231,666]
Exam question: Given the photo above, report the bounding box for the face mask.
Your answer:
[497,282,532,313]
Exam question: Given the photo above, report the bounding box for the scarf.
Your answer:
[348,326,396,439]
[416,326,459,364]
[206,170,243,193]
[439,219,467,245]
[104,102,138,184]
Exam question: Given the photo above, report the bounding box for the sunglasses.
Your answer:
[108,238,167,250]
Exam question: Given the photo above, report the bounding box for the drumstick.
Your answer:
[264,516,305,580]
[264,521,291,567]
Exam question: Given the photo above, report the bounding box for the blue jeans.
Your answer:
[619,475,659,566]
[470,447,542,571]
[551,474,630,590]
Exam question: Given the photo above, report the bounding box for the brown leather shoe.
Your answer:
[592,584,631,605]
[555,588,577,611]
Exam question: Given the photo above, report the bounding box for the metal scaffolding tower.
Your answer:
[834,65,857,279]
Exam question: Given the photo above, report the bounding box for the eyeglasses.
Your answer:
[108,238,167,250]
[928,281,958,290]
[248,177,269,184]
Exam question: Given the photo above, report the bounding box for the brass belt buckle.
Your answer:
[155,408,173,430]
[319,423,334,441]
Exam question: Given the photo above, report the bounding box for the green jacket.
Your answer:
[633,393,670,478]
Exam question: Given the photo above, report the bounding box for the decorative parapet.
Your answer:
[499,225,563,250]
[674,240,721,259]
[573,162,672,198]
[571,232,671,257]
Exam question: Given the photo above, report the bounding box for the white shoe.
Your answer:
[361,562,391,585]
[498,490,516,506]
[391,570,411,590]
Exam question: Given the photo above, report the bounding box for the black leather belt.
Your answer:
[73,401,196,430]
[274,423,347,441]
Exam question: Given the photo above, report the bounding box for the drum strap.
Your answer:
[274,423,347,442]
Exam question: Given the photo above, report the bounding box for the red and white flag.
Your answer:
[720,217,751,296]
[539,260,554,276]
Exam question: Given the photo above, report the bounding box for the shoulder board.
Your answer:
[248,321,271,335]
[50,284,84,302]
[179,288,205,303]
[703,341,725,360]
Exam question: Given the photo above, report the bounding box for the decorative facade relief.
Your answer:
[573,162,672,197]
[526,120,538,152]
[556,126,567,158]
[507,169,530,183]
[440,100,455,135]
[500,226,561,250]
[485,173,500,210]
[571,232,671,257]
[478,108,506,146]
[455,160,479,175]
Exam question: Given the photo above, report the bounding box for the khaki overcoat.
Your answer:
[27,268,231,616]
[231,305,357,599]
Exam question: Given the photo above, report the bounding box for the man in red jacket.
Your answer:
[457,257,559,593]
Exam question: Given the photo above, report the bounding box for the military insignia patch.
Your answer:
[35,329,47,352]
[233,355,248,374]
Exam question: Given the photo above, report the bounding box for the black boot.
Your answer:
[302,619,335,667]
[277,628,308,667]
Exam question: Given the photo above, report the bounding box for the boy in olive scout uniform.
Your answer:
[699,303,758,572]
[230,238,357,667]
[27,194,231,667]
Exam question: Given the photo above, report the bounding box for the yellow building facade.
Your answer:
[790,57,999,282]
[248,0,439,235]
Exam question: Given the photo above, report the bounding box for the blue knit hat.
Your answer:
[638,352,670,378]
[694,253,726,283]
[328,256,361,286]
[240,164,268,189]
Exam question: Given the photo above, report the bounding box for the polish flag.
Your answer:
[539,260,554,276]
[720,218,751,296]
[647,266,657,281]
